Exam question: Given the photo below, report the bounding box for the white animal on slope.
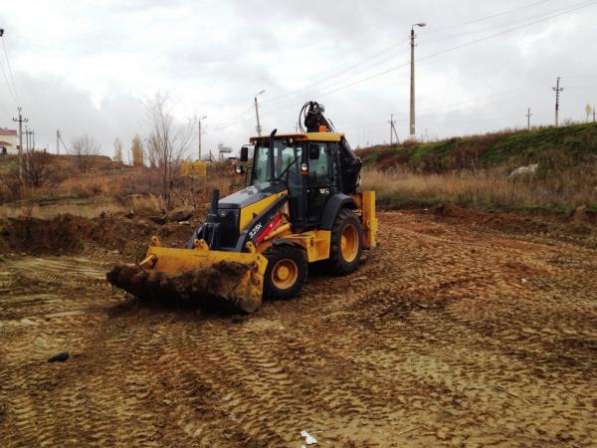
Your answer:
[509,163,539,178]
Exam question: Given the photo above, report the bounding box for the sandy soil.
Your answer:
[0,211,595,447]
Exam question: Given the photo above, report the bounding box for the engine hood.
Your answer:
[219,183,287,210]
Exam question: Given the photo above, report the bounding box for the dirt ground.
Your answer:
[0,211,595,447]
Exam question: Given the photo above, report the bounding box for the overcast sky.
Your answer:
[0,0,596,158]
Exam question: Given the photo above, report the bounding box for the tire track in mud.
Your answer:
[154,319,294,447]
[0,256,126,447]
[350,213,597,446]
[1,212,596,447]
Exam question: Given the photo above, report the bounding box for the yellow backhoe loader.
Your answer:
[107,102,377,312]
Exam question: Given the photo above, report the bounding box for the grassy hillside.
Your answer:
[358,123,597,214]
[358,123,597,173]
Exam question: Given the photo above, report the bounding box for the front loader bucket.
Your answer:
[107,241,268,313]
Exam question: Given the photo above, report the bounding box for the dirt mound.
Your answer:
[570,205,597,225]
[0,213,193,256]
[106,261,259,312]
[0,215,89,254]
[431,203,470,218]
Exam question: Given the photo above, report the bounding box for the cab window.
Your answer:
[252,146,270,187]
[309,143,330,185]
[251,141,302,189]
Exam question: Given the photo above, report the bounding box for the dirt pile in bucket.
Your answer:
[106,261,260,313]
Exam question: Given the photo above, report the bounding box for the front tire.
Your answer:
[328,208,363,275]
[264,245,308,300]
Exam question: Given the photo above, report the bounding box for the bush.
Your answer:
[0,168,22,203]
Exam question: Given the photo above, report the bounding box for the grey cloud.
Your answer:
[0,1,596,153]
[12,74,145,154]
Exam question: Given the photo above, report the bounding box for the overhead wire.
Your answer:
[0,35,19,101]
[312,0,597,100]
[0,57,17,106]
[430,0,557,33]
[263,39,411,106]
[258,0,567,111]
[210,104,255,131]
[211,0,595,141]
[294,1,597,144]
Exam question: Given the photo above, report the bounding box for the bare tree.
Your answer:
[113,138,123,163]
[71,135,100,171]
[146,93,194,204]
[22,150,51,187]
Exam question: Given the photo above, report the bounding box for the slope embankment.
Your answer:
[358,123,597,215]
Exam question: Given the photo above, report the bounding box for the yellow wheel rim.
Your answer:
[340,224,359,263]
[271,259,299,290]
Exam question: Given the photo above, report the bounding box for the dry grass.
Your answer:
[0,158,240,219]
[362,168,597,212]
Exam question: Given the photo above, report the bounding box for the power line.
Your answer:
[215,0,595,140]
[0,51,17,104]
[260,0,568,110]
[210,105,255,131]
[313,0,597,100]
[429,0,557,35]
[264,40,411,106]
[0,32,19,101]
[0,29,18,104]
[416,86,527,116]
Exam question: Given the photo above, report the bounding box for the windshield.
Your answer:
[252,140,302,189]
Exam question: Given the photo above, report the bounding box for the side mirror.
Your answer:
[309,144,320,160]
[240,146,249,162]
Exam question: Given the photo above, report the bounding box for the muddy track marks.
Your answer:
[1,212,596,447]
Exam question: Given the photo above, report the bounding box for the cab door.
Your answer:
[306,142,333,224]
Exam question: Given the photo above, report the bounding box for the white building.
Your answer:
[0,128,18,155]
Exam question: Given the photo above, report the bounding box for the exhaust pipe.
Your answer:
[210,188,220,215]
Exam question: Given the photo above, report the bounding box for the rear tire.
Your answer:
[264,245,308,300]
[328,208,363,275]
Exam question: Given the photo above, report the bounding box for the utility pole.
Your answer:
[593,105,596,123]
[552,76,564,127]
[410,23,427,139]
[198,115,207,160]
[24,128,34,152]
[388,114,399,145]
[12,107,28,183]
[254,89,265,136]
[25,128,32,152]
[56,130,60,155]
[526,108,533,130]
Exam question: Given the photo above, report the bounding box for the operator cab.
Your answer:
[244,132,360,230]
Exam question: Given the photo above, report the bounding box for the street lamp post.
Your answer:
[254,90,266,136]
[410,22,427,140]
[198,115,207,160]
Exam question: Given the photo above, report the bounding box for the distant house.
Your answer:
[0,128,18,156]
